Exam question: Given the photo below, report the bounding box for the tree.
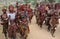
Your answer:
[48,0,55,3]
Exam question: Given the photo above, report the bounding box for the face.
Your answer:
[2,9,6,13]
[9,5,14,12]
[9,7,14,12]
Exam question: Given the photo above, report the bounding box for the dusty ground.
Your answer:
[0,16,60,39]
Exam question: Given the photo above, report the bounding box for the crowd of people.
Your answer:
[35,2,60,37]
[1,2,33,39]
[0,2,60,39]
